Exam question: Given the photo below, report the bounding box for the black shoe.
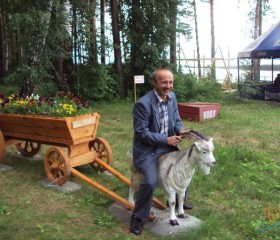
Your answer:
[130,214,143,235]
[183,203,193,210]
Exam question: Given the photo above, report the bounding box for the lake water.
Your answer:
[179,58,280,84]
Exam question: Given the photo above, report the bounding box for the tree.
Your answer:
[200,0,215,79]
[100,0,106,64]
[0,0,9,79]
[2,0,72,96]
[120,0,192,77]
[210,0,215,79]
[248,0,270,81]
[110,0,125,97]
[193,0,202,78]
[169,0,178,70]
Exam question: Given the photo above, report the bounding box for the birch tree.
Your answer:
[248,0,270,81]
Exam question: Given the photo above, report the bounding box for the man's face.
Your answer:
[154,70,174,100]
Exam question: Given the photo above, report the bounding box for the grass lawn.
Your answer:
[0,98,279,240]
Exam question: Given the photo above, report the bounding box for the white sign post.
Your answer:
[134,75,145,102]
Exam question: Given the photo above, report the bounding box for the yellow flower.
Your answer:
[13,100,27,106]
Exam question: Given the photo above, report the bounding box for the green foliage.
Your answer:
[5,0,71,95]
[76,64,119,102]
[173,72,197,101]
[173,72,223,102]
[119,0,193,76]
[0,204,8,215]
[35,79,58,97]
[237,81,261,99]
[94,214,114,227]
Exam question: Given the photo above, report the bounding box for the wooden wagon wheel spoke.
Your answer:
[16,141,41,157]
[89,137,113,172]
[0,130,5,162]
[44,147,71,186]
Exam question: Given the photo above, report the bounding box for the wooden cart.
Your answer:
[0,113,166,217]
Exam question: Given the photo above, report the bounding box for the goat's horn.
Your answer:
[180,130,209,141]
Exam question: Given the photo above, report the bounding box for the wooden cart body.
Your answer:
[0,113,166,217]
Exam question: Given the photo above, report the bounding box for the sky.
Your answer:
[181,0,280,61]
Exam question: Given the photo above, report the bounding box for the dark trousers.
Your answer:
[132,157,157,220]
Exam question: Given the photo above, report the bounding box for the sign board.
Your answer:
[134,75,144,84]
[72,118,96,129]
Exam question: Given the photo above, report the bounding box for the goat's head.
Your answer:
[194,138,216,175]
[184,130,216,175]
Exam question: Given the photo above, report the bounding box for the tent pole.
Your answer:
[251,59,253,80]
[237,58,240,82]
[271,57,274,84]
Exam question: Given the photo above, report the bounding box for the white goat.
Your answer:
[128,130,216,226]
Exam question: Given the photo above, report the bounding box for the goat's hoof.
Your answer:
[178,214,187,219]
[170,219,179,226]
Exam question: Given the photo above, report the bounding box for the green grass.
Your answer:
[0,97,280,240]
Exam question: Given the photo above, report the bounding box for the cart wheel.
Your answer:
[89,137,113,172]
[0,130,5,162]
[16,141,41,157]
[44,147,71,186]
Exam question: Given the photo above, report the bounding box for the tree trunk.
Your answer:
[210,0,216,79]
[0,2,5,79]
[169,0,177,71]
[88,0,98,64]
[100,0,105,64]
[193,0,202,79]
[253,0,261,81]
[0,0,9,79]
[110,0,125,97]
[72,4,77,69]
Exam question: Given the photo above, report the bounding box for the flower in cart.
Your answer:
[0,91,92,117]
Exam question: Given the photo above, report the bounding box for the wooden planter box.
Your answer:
[178,102,221,122]
[0,113,99,146]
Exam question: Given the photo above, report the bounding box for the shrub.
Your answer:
[75,65,119,102]
[173,72,223,102]
[237,80,261,99]
[173,72,198,102]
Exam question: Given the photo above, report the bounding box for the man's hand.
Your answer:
[167,135,182,146]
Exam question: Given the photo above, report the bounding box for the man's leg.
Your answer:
[183,186,193,210]
[130,159,157,235]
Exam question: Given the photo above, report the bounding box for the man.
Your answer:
[273,73,280,87]
[130,68,192,235]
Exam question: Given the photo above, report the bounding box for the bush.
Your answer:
[237,80,261,99]
[173,72,197,102]
[173,72,223,102]
[75,64,119,102]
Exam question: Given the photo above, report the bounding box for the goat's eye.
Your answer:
[203,151,207,154]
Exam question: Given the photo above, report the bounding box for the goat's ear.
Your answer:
[209,138,213,142]
[194,142,202,151]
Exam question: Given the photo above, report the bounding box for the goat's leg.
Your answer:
[177,191,187,219]
[128,186,135,205]
[167,191,179,226]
